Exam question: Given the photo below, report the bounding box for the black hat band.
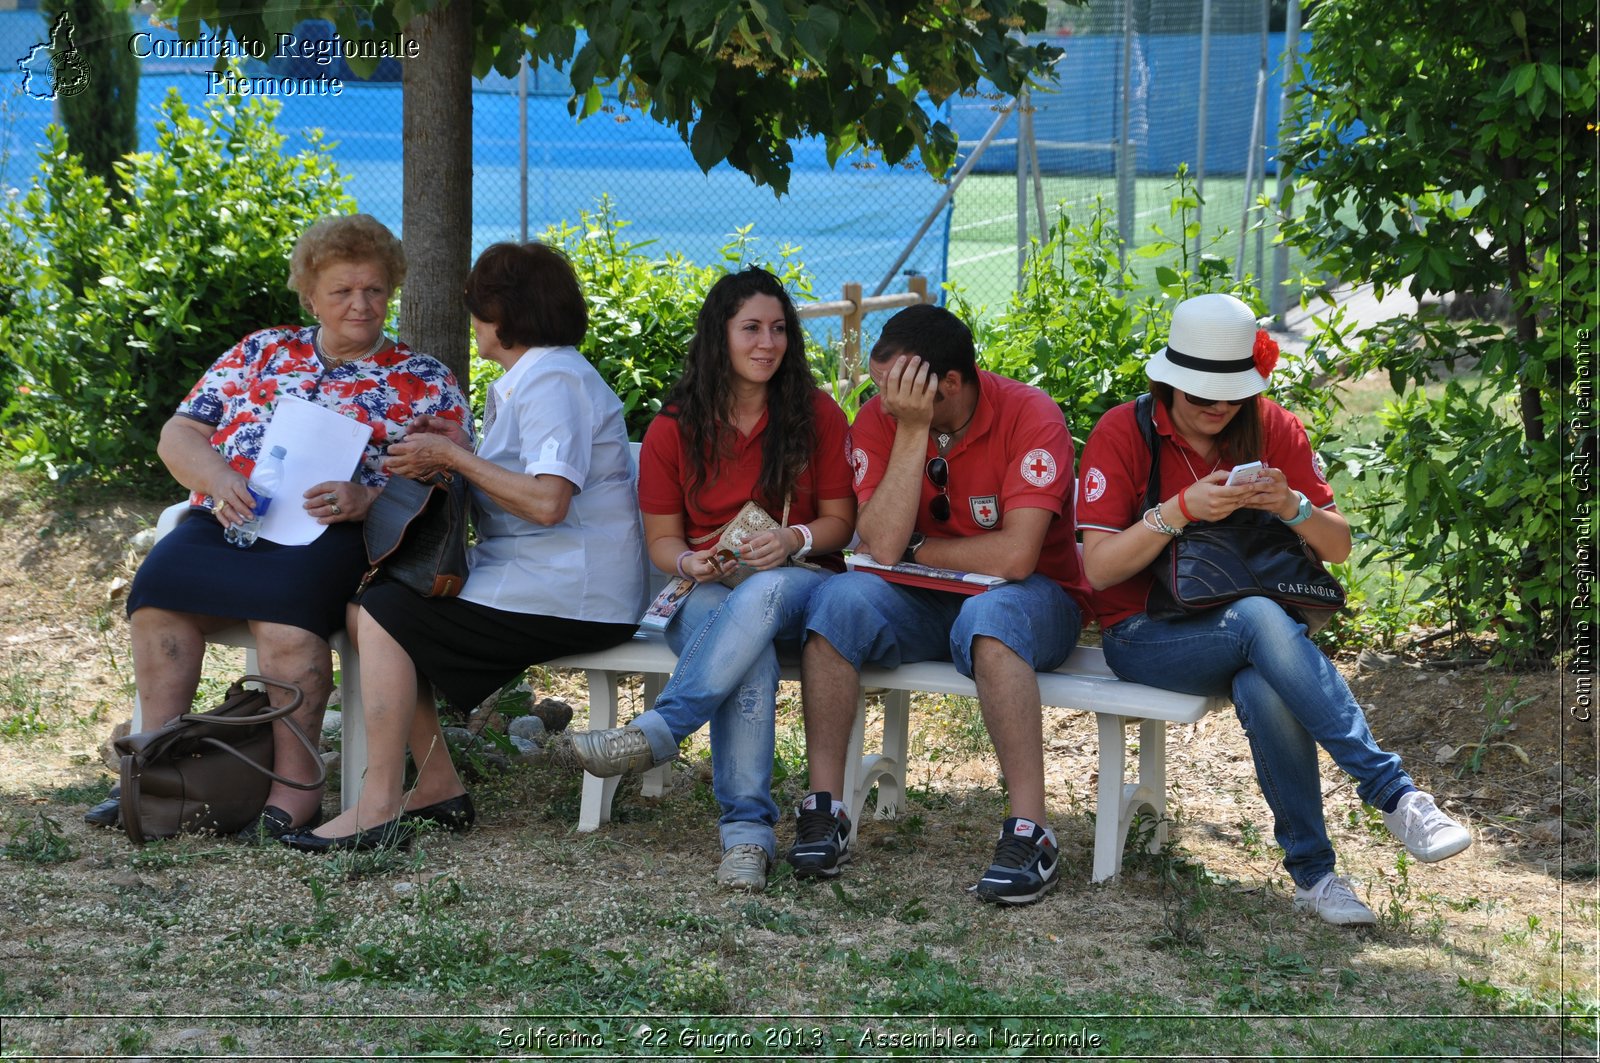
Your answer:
[1165,346,1256,374]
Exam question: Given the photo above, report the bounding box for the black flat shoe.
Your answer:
[84,789,121,828]
[279,818,414,853]
[235,805,323,844]
[401,792,475,832]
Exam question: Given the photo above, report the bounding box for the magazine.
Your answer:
[639,576,697,630]
[844,552,1008,595]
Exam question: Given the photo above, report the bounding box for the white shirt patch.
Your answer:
[1084,467,1107,502]
[969,495,999,528]
[850,447,868,488]
[1020,448,1058,488]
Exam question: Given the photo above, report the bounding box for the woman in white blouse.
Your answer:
[283,242,647,852]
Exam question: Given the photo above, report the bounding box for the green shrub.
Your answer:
[1334,383,1568,665]
[488,197,817,441]
[0,88,352,483]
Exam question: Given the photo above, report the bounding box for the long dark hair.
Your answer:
[1150,381,1263,464]
[665,268,817,506]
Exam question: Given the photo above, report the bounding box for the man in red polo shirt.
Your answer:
[789,304,1091,904]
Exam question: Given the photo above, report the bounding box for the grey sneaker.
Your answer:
[1384,791,1471,863]
[716,844,770,891]
[566,725,656,777]
[1293,872,1376,927]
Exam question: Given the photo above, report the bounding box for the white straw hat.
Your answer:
[1145,293,1275,401]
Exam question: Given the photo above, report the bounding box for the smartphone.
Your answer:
[1224,461,1266,486]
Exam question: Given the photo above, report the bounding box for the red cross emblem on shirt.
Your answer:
[970,494,999,527]
[1020,448,1058,487]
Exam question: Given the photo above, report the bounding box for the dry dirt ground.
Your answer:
[0,473,1594,1060]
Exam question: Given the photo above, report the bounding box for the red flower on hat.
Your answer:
[1253,330,1279,378]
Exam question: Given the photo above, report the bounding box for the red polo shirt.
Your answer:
[1076,396,1337,628]
[639,388,854,549]
[849,370,1091,610]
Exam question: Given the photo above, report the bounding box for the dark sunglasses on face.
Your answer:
[925,456,950,522]
[1181,390,1252,409]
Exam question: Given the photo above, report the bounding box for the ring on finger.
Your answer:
[323,492,338,505]
[329,502,342,516]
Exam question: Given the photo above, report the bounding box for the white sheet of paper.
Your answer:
[255,395,374,546]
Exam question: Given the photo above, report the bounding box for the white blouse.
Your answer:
[460,346,646,624]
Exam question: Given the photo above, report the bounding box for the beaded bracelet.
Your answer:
[675,549,695,578]
[1142,505,1181,537]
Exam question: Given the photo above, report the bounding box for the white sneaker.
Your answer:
[1293,872,1376,926]
[1384,791,1472,863]
[716,844,770,891]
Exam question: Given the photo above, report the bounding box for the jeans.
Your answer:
[803,571,1081,677]
[630,566,827,859]
[1101,597,1413,888]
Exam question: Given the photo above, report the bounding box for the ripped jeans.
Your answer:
[1101,597,1413,889]
[630,566,828,859]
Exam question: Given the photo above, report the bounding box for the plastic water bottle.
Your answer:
[225,445,287,549]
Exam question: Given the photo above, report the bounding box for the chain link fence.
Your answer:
[3,0,1306,342]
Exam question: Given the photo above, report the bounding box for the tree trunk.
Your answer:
[398,0,473,393]
[1500,155,1544,444]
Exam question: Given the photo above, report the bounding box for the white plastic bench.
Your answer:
[546,628,1225,884]
[134,451,1226,879]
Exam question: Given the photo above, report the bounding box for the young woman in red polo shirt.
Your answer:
[1077,293,1470,927]
[567,267,856,891]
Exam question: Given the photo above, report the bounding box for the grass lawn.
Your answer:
[0,470,1591,1059]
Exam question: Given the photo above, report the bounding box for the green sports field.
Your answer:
[945,172,1313,313]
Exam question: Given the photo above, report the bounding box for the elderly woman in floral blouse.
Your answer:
[90,214,470,842]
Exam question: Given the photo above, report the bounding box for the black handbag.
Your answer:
[362,471,469,597]
[114,676,324,845]
[1135,394,1345,632]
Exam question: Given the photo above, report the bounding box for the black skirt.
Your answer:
[357,579,637,710]
[126,509,367,640]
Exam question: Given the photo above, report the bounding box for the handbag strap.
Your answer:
[192,719,328,790]
[173,674,305,727]
[1134,393,1163,511]
[119,753,147,846]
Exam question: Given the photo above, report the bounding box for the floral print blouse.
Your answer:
[176,325,471,508]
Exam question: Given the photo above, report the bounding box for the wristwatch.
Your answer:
[901,532,926,564]
[1281,490,1313,527]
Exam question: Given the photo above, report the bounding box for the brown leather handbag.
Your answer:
[114,676,325,844]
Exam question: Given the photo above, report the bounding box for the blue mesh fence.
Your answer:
[3,0,1302,321]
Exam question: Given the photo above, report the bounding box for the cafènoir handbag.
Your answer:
[362,471,469,597]
[114,676,325,845]
[1134,394,1345,632]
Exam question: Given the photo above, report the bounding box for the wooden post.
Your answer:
[841,281,864,383]
[908,275,929,304]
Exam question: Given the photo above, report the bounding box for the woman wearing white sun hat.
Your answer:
[1075,292,1471,927]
